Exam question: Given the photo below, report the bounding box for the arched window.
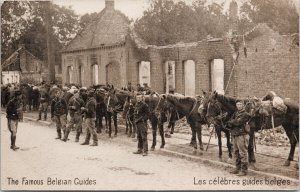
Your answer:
[210,59,224,94]
[77,56,84,86]
[91,54,99,85]
[165,61,175,93]
[184,60,195,96]
[139,61,151,86]
[67,66,73,84]
[92,64,99,85]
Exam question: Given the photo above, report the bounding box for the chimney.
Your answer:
[105,0,114,10]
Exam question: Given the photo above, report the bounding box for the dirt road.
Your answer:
[0,116,297,190]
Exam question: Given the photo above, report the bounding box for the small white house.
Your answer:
[2,71,20,84]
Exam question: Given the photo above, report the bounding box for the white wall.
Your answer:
[2,71,20,84]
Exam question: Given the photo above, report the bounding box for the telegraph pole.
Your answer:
[45,1,55,83]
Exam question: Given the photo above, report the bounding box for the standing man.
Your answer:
[133,93,150,156]
[227,100,251,176]
[6,90,23,151]
[81,89,98,146]
[51,89,68,140]
[38,84,50,121]
[63,91,85,142]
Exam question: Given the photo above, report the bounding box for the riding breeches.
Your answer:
[136,121,148,152]
[8,119,18,136]
[67,112,83,133]
[232,134,249,167]
[54,114,67,131]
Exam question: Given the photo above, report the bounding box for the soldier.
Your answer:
[133,93,150,156]
[6,89,23,151]
[51,89,68,140]
[63,90,85,142]
[38,84,50,121]
[81,89,98,146]
[127,82,134,92]
[227,100,251,176]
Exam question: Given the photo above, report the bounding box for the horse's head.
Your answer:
[198,90,218,117]
[104,89,118,114]
[122,94,136,118]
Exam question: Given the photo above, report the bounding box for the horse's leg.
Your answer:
[159,122,165,148]
[108,114,112,137]
[195,123,203,151]
[128,118,132,137]
[190,127,196,147]
[216,127,222,159]
[190,124,197,150]
[151,117,157,151]
[125,119,128,134]
[225,130,232,159]
[113,113,118,136]
[283,126,298,166]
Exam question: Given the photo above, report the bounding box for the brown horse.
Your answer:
[156,94,206,151]
[199,91,299,167]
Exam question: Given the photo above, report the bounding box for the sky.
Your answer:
[53,0,299,20]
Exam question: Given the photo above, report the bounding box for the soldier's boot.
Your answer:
[90,135,98,146]
[133,149,142,154]
[237,163,248,176]
[44,113,47,121]
[230,162,241,174]
[10,136,19,151]
[229,167,240,174]
[62,130,70,142]
[37,113,42,121]
[55,130,62,139]
[142,150,148,156]
[75,132,80,142]
[81,133,90,145]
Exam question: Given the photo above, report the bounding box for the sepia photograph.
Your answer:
[0,0,299,190]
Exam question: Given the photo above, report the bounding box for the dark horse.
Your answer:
[198,91,233,160]
[105,88,131,137]
[199,91,299,167]
[156,94,206,151]
[144,94,168,150]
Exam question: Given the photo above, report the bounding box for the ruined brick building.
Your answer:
[61,0,299,102]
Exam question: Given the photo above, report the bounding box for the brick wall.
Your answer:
[237,25,299,102]
[62,26,298,103]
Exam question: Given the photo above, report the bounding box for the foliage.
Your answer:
[1,1,81,62]
[134,0,299,46]
[134,0,230,45]
[240,0,299,34]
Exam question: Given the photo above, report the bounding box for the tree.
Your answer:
[134,0,230,46]
[1,1,81,62]
[240,0,299,34]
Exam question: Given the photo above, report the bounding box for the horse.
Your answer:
[123,94,137,138]
[199,91,299,167]
[95,88,109,134]
[143,94,168,150]
[156,94,206,151]
[105,88,131,137]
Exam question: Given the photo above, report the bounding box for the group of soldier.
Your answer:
[5,81,252,174]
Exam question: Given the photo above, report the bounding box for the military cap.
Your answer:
[14,90,22,96]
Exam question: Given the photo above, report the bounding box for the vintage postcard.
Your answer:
[1,0,299,190]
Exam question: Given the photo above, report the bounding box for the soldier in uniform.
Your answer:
[81,89,98,146]
[6,90,23,151]
[127,82,134,92]
[51,89,68,140]
[38,84,50,120]
[63,89,85,142]
[227,100,251,176]
[133,93,150,156]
